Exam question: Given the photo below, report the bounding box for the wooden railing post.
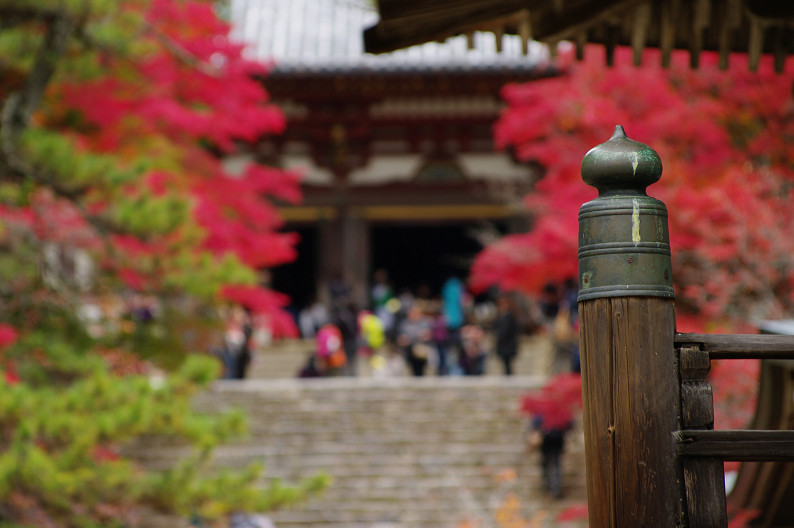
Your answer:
[678,345,728,527]
[578,126,684,527]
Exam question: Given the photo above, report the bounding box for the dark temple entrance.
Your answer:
[271,221,507,312]
[370,222,498,298]
[269,227,318,311]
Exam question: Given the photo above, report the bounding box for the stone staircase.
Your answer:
[134,375,588,528]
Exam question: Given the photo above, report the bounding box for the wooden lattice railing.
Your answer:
[575,129,794,527]
[674,333,794,527]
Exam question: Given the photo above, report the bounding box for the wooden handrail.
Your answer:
[678,430,794,461]
[675,333,794,359]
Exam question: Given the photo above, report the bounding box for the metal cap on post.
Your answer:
[578,125,674,301]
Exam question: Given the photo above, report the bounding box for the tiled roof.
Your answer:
[229,0,547,72]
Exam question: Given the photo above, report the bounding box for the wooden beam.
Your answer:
[690,0,711,69]
[660,0,681,67]
[528,0,643,44]
[575,30,588,60]
[748,16,766,71]
[675,333,794,359]
[773,25,787,73]
[631,2,651,66]
[465,31,475,50]
[718,0,741,69]
[746,1,794,20]
[679,430,794,461]
[363,0,527,54]
[548,40,558,59]
[605,24,619,66]
[493,26,504,53]
[517,9,531,55]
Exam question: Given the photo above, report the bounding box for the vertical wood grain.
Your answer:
[580,297,682,527]
[580,298,615,527]
[679,346,728,527]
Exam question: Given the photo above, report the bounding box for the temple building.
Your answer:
[228,0,556,310]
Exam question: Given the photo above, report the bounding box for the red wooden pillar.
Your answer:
[578,126,684,527]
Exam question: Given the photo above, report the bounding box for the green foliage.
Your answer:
[0,345,327,527]
[21,130,143,191]
[112,193,190,236]
[0,26,41,75]
[167,252,259,298]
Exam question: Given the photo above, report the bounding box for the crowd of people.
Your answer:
[293,270,582,381]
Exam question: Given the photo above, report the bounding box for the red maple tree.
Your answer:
[472,45,794,331]
[1,0,301,340]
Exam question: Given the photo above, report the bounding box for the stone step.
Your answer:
[266,496,588,528]
[136,373,588,528]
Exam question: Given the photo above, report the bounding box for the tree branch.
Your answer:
[0,11,90,208]
[3,12,75,137]
[143,21,223,77]
[0,4,62,27]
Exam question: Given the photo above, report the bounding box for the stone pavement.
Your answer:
[136,335,588,528]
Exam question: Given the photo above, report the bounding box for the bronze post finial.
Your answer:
[578,125,673,301]
[581,125,662,196]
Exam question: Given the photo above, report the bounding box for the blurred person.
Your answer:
[522,373,581,499]
[358,310,385,357]
[441,277,466,370]
[570,319,581,373]
[539,281,560,323]
[396,303,433,377]
[369,341,407,378]
[370,269,395,334]
[441,277,465,331]
[388,287,415,342]
[360,306,399,378]
[527,413,573,498]
[328,273,352,305]
[561,276,579,323]
[551,299,578,375]
[315,323,347,376]
[297,353,323,378]
[129,291,158,324]
[430,301,450,376]
[298,297,328,338]
[494,294,520,375]
[332,298,359,376]
[229,512,275,528]
[459,323,486,376]
[214,305,253,379]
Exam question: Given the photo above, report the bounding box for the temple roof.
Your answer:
[364,0,794,72]
[228,0,547,72]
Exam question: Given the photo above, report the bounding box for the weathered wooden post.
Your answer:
[578,126,683,527]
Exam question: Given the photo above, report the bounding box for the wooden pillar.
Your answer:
[341,211,370,308]
[317,215,342,306]
[317,209,370,309]
[578,126,683,527]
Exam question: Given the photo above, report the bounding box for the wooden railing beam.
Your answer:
[675,333,794,359]
[678,430,794,460]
